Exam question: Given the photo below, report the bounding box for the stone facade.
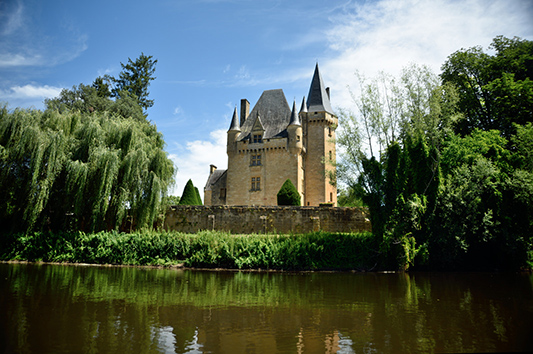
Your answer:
[164,206,371,234]
[204,64,337,206]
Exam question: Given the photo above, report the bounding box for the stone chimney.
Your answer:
[240,99,250,126]
[209,164,217,174]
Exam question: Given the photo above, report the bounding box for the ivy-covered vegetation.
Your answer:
[0,230,376,271]
[338,36,533,271]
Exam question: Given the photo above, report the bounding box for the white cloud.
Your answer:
[8,84,63,99]
[0,53,42,67]
[168,129,228,200]
[321,0,533,111]
[0,84,63,108]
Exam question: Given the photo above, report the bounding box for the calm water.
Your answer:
[1,263,532,353]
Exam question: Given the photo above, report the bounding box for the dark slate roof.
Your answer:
[299,96,307,113]
[307,63,334,115]
[288,100,300,126]
[204,169,227,190]
[228,107,240,131]
[238,89,292,141]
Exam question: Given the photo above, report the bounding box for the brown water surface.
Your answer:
[1,263,532,353]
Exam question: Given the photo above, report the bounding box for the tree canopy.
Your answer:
[1,53,173,233]
[0,105,174,233]
[109,53,157,111]
[338,39,533,271]
[441,35,533,137]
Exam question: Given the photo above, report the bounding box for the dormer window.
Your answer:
[253,134,263,143]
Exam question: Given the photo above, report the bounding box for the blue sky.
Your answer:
[1,0,532,197]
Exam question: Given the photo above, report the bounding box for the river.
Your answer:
[1,263,532,353]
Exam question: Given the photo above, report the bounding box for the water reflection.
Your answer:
[1,263,532,353]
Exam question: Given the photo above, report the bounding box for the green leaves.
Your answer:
[110,53,157,111]
[178,179,202,205]
[441,36,533,137]
[277,179,301,206]
[0,108,174,233]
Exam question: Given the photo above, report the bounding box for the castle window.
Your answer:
[251,177,261,191]
[253,134,263,143]
[297,135,301,142]
[251,154,262,166]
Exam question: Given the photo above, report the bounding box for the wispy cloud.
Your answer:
[0,1,88,69]
[320,0,533,110]
[0,0,24,36]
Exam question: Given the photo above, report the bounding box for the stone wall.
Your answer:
[164,205,371,234]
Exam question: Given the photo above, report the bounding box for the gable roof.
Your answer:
[307,63,334,115]
[237,89,291,141]
[204,169,227,190]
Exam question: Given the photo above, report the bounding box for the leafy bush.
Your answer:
[277,179,301,206]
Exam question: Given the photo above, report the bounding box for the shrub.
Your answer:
[179,179,201,205]
[277,179,301,206]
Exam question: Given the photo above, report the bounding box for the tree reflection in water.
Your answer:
[1,263,532,353]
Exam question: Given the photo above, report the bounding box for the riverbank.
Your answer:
[0,230,379,271]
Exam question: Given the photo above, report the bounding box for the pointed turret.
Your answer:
[228,107,240,131]
[307,63,334,114]
[299,96,307,114]
[289,100,300,126]
[287,100,303,154]
[227,107,241,154]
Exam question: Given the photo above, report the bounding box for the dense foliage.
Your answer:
[0,230,375,271]
[108,53,158,111]
[277,179,301,206]
[178,179,202,205]
[441,36,533,138]
[0,53,176,233]
[338,36,533,271]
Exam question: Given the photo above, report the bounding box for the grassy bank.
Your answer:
[0,230,378,271]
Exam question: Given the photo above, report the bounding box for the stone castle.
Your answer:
[204,64,337,206]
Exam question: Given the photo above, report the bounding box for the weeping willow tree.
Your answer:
[0,104,174,233]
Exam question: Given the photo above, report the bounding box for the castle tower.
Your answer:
[227,106,241,154]
[303,64,337,206]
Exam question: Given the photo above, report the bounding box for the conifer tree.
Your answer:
[194,187,203,205]
[277,179,301,206]
[179,179,200,205]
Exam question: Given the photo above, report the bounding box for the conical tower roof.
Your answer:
[307,63,334,115]
[289,100,300,126]
[299,96,307,113]
[228,106,240,131]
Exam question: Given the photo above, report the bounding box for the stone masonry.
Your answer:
[164,205,372,234]
[204,64,338,207]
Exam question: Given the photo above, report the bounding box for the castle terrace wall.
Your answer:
[164,205,371,234]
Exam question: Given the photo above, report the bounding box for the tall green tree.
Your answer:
[179,179,201,205]
[0,105,174,233]
[109,53,157,111]
[441,36,533,137]
[339,64,459,269]
[45,83,144,121]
